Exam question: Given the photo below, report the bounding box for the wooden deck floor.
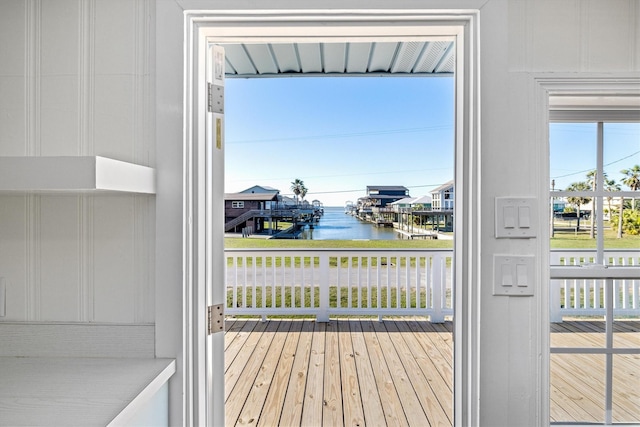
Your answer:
[225,318,639,426]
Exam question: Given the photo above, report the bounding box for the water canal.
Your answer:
[297,206,399,240]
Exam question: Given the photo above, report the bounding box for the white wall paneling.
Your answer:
[0,323,155,358]
[0,0,155,325]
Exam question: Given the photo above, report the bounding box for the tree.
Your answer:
[603,178,623,238]
[290,179,307,205]
[566,181,591,233]
[586,170,598,239]
[604,178,620,218]
[621,164,640,211]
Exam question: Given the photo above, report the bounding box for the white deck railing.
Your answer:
[225,248,640,322]
[550,249,640,322]
[225,248,453,322]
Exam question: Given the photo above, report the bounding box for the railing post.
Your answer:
[550,279,562,323]
[431,254,444,323]
[317,253,330,322]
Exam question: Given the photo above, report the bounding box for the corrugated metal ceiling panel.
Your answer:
[222,41,454,77]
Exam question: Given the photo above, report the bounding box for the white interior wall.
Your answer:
[1,0,638,425]
[0,0,155,324]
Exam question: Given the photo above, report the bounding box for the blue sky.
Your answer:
[224,76,640,206]
[225,76,454,207]
[550,123,640,191]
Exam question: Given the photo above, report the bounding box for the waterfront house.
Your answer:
[365,185,410,208]
[431,180,455,211]
[224,191,279,233]
[1,2,638,426]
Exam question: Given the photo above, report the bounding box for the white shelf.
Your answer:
[0,357,175,426]
[0,156,156,194]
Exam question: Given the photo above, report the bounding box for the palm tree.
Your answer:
[603,178,623,238]
[604,178,620,218]
[290,179,307,205]
[566,181,591,233]
[586,170,598,238]
[621,165,640,211]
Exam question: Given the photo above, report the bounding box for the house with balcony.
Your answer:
[431,180,454,211]
[356,185,410,225]
[224,191,279,233]
[0,2,638,427]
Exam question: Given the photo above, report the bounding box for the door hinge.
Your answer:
[207,304,224,335]
[207,83,224,114]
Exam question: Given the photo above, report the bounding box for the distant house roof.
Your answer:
[390,197,416,205]
[431,180,454,193]
[390,195,432,206]
[366,185,409,192]
[278,195,297,205]
[240,185,280,194]
[412,195,432,204]
[224,193,278,202]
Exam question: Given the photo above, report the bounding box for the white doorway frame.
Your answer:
[535,75,640,426]
[183,9,481,426]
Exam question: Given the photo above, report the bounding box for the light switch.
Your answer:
[504,206,516,228]
[518,206,531,228]
[493,255,535,296]
[516,263,528,287]
[502,264,513,286]
[495,197,537,238]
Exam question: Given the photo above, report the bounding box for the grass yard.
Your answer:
[225,237,454,249]
[551,227,640,249]
[227,232,639,250]
[227,285,453,318]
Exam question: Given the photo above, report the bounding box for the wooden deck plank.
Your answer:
[224,318,638,426]
[386,320,452,426]
[278,320,315,427]
[370,320,430,427]
[359,320,409,426]
[257,320,303,427]
[405,320,454,392]
[225,320,264,372]
[322,322,344,427]
[225,320,270,402]
[348,319,387,427]
[301,322,326,426]
[235,320,292,426]
[336,320,366,427]
[226,321,281,425]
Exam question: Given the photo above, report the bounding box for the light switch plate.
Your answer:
[495,197,537,238]
[493,255,535,296]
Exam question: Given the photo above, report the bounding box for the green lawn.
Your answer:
[225,237,454,249]
[551,228,640,249]
[226,233,639,250]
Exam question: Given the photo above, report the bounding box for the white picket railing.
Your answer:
[550,249,640,322]
[225,248,640,322]
[225,248,453,322]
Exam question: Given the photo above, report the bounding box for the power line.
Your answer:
[552,149,640,180]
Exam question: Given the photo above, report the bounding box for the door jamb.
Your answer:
[183,10,482,426]
[534,75,640,426]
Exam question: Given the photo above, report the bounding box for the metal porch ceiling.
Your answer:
[222,41,455,78]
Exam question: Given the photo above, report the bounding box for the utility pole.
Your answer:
[550,179,555,238]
